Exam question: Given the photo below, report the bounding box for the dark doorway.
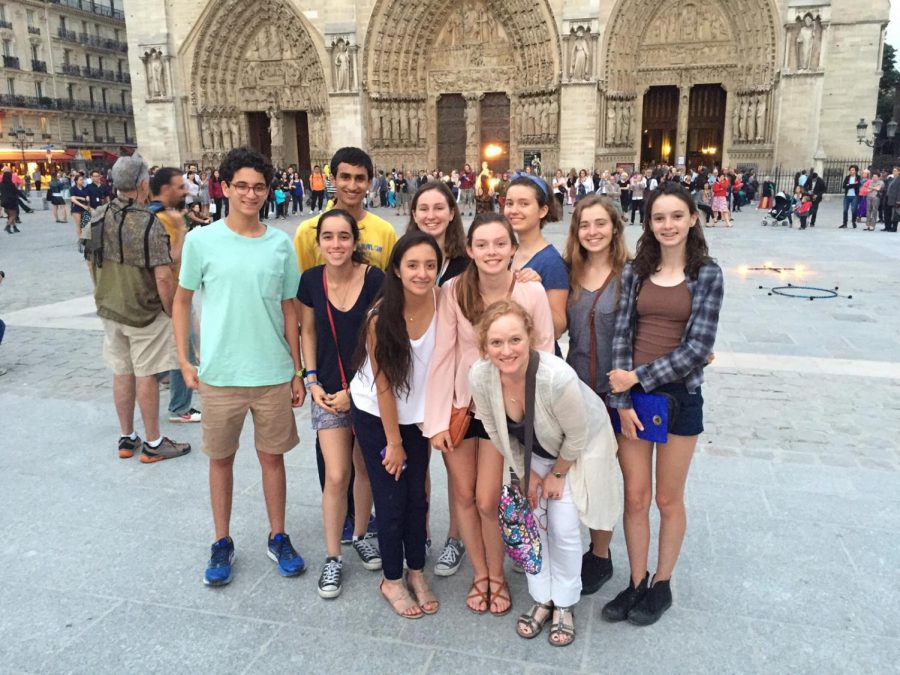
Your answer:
[480,92,510,173]
[246,111,271,160]
[640,86,678,167]
[686,84,725,170]
[437,94,466,173]
[294,112,311,176]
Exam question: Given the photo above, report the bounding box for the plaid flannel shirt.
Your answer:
[608,261,724,410]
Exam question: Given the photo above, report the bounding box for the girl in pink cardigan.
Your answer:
[423,212,554,616]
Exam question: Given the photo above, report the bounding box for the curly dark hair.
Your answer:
[354,231,442,397]
[218,147,274,186]
[633,181,712,280]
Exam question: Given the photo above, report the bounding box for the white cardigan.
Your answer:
[469,352,622,531]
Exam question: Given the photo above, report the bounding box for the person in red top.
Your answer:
[710,174,732,227]
[458,163,476,217]
[208,169,225,219]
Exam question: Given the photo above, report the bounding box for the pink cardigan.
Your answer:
[422,276,555,439]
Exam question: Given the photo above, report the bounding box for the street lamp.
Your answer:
[856,116,898,150]
[7,126,36,163]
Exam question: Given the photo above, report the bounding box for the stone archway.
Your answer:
[599,0,778,169]
[363,0,561,172]
[185,0,329,170]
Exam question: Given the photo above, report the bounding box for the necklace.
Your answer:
[325,270,354,310]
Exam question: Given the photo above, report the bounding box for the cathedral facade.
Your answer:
[123,0,889,174]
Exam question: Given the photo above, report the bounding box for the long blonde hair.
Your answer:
[563,195,629,301]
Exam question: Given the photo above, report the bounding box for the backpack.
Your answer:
[83,200,155,269]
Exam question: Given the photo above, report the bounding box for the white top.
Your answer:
[350,292,437,425]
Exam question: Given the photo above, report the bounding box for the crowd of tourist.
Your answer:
[70,144,726,649]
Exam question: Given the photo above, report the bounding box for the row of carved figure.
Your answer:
[605,99,635,147]
[369,100,427,148]
[199,115,243,151]
[518,96,559,143]
[732,93,768,144]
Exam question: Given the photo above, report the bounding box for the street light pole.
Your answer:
[856,116,898,153]
[7,127,36,167]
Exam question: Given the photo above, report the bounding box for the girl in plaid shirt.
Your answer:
[602,182,724,626]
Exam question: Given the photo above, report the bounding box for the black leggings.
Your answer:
[311,190,325,211]
[697,204,712,223]
[630,199,644,224]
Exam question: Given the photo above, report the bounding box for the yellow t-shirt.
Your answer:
[293,209,398,272]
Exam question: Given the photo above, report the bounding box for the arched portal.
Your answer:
[363,0,561,172]
[184,0,329,170]
[600,0,779,169]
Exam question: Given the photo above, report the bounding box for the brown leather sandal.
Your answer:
[488,577,512,617]
[406,571,439,615]
[380,579,423,619]
[466,576,490,614]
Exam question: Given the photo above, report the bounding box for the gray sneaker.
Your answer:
[352,534,382,571]
[434,537,466,577]
[140,437,191,464]
[318,557,343,599]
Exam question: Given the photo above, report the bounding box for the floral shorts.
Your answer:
[311,398,353,431]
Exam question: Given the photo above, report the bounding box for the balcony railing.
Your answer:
[0,94,64,110]
[27,26,41,36]
[32,60,48,73]
[77,33,128,53]
[57,27,79,42]
[2,55,21,69]
[115,72,130,83]
[48,0,126,22]
[124,136,135,144]
[61,63,81,76]
[0,20,12,30]
[0,93,133,115]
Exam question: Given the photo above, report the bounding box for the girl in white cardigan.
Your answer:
[469,300,621,647]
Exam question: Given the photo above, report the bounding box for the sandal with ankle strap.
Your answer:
[548,605,576,647]
[466,576,490,614]
[488,577,512,617]
[380,579,423,620]
[516,601,553,639]
[406,571,439,615]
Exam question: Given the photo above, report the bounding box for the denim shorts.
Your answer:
[649,382,704,437]
[310,399,353,431]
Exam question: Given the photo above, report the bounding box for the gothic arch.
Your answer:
[602,0,779,93]
[363,0,561,96]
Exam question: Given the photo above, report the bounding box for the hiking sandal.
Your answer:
[488,577,512,617]
[380,579,423,619]
[406,571,439,615]
[466,576,490,614]
[548,606,576,647]
[516,601,554,639]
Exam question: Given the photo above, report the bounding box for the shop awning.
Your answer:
[0,148,73,162]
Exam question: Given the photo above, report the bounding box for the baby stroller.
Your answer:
[761,192,791,227]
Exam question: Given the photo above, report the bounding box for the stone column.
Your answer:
[676,85,691,166]
[464,93,482,167]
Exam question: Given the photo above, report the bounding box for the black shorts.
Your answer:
[464,417,490,441]
[50,196,65,206]
[650,382,704,437]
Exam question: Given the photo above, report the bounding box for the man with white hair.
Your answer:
[88,154,191,463]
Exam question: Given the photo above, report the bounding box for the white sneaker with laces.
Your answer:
[169,408,202,423]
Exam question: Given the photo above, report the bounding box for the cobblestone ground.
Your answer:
[0,198,898,674]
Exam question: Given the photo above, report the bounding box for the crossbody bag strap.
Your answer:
[588,271,615,392]
[522,349,540,497]
[321,268,349,390]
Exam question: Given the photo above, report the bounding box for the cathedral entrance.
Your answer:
[480,92,510,173]
[294,113,311,175]
[437,94,467,173]
[641,86,678,167]
[246,112,271,160]
[686,84,725,170]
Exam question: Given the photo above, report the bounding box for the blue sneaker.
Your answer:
[267,532,306,577]
[367,513,378,537]
[204,537,235,586]
[340,516,354,545]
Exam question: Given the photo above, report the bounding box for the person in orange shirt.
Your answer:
[310,165,326,213]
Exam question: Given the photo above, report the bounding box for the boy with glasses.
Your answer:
[173,147,307,586]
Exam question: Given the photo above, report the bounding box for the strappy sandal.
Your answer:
[380,579,423,619]
[488,577,512,617]
[548,606,576,647]
[406,571,439,615]
[466,576,490,614]
[516,601,553,639]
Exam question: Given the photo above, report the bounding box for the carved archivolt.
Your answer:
[603,0,778,93]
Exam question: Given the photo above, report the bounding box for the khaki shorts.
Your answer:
[102,312,175,377]
[199,381,299,459]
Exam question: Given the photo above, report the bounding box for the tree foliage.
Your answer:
[878,44,900,121]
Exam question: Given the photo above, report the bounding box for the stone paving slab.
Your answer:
[1,201,899,673]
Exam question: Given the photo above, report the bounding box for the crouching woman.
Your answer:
[468,299,621,647]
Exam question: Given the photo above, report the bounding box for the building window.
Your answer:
[120,90,126,106]
[0,5,6,21]
[26,10,35,27]
[7,78,14,96]
[114,29,120,42]
[2,40,12,58]
[59,17,66,31]
[35,81,43,98]
[117,59,123,75]
[71,119,77,138]
[98,57,104,71]
[89,86,95,104]
[67,83,74,100]
[63,50,71,66]
[31,44,39,61]
[85,54,91,69]
[105,120,110,139]
[92,120,99,140]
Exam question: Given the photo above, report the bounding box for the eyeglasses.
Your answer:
[229,182,268,196]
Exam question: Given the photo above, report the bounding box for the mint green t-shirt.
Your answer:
[179,220,300,387]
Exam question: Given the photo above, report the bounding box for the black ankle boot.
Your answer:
[601,572,648,622]
[627,577,673,626]
[580,544,613,595]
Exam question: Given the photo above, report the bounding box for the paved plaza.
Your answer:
[0,198,898,674]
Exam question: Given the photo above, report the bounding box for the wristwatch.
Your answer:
[552,471,566,479]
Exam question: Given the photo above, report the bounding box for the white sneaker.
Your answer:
[169,408,202,423]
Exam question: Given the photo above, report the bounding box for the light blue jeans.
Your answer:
[168,323,197,415]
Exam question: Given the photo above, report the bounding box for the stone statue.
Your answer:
[379,104,391,145]
[755,95,766,142]
[549,98,559,139]
[478,12,491,43]
[746,96,757,142]
[199,117,212,149]
[607,102,618,146]
[390,101,400,145]
[618,101,630,145]
[267,107,282,145]
[447,11,462,46]
[370,103,381,144]
[417,106,426,146]
[732,98,741,141]
[229,116,241,147]
[570,27,590,81]
[147,50,166,99]
[397,101,408,143]
[738,97,748,141]
[485,14,497,42]
[796,15,814,71]
[334,41,351,91]
[539,100,549,136]
[465,102,478,146]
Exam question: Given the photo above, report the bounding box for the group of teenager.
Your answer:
[167,145,723,648]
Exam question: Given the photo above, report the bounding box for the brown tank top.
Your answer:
[633,279,692,368]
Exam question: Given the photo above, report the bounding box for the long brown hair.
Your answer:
[633,182,712,280]
[564,195,628,301]
[406,181,466,258]
[507,174,560,228]
[455,213,518,324]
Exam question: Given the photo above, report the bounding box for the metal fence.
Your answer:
[735,158,876,194]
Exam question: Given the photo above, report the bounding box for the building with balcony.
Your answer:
[0,0,135,173]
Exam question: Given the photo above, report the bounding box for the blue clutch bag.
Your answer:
[610,391,677,444]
